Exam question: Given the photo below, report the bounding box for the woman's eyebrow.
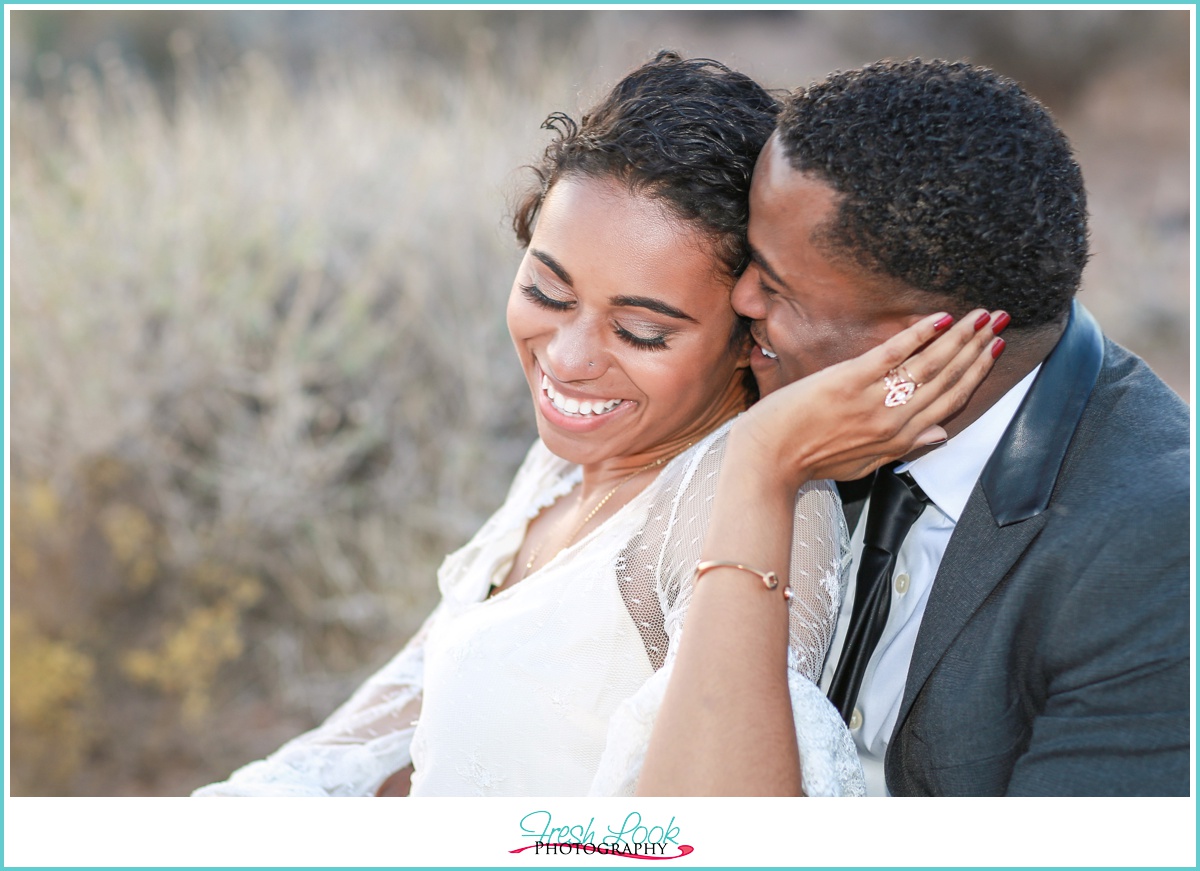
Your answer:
[609,295,698,323]
[530,249,573,284]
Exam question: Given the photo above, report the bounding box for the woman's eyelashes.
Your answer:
[521,282,573,311]
[523,280,673,351]
[614,324,671,351]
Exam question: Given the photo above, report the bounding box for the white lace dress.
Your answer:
[193,421,865,797]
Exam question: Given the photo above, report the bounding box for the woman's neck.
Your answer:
[575,377,748,499]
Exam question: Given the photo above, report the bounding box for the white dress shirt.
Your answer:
[818,366,1040,796]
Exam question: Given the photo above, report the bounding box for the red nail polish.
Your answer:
[974,313,992,331]
[933,314,954,332]
[992,312,1011,335]
[992,337,1006,358]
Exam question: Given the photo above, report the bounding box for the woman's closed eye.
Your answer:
[614,322,672,351]
[524,280,673,351]
[521,282,574,311]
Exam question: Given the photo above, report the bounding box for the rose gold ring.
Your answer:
[883,367,921,407]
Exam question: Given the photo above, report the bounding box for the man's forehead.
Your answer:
[753,140,841,216]
[746,146,918,313]
[749,152,843,273]
[752,135,798,198]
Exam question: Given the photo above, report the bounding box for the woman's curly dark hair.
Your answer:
[778,58,1089,328]
[513,50,780,279]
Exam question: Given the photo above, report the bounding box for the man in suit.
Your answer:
[720,58,1188,795]
[643,59,1185,796]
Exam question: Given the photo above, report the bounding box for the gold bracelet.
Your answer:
[693,560,793,600]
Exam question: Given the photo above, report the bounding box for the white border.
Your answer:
[3,4,1196,869]
[4,796,1200,867]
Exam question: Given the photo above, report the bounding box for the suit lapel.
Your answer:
[895,487,1046,727]
[892,301,1104,737]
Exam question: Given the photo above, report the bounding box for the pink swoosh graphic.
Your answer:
[509,842,694,860]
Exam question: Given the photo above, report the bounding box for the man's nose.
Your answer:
[732,267,766,320]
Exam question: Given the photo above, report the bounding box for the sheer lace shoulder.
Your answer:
[591,421,861,796]
[613,422,849,682]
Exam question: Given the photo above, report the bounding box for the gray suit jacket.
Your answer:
[843,304,1190,796]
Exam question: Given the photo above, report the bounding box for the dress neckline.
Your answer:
[484,440,704,604]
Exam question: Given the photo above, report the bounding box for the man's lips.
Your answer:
[751,331,778,359]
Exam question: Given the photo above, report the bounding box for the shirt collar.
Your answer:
[896,365,1041,522]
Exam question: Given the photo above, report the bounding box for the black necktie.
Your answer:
[827,464,930,724]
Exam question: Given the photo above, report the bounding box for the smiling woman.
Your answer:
[493,176,754,597]
[503,176,751,544]
[192,50,863,798]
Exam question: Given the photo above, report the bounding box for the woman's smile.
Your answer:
[506,175,752,469]
[534,360,637,434]
[541,375,624,417]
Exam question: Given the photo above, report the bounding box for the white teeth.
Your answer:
[761,347,778,360]
[540,373,623,417]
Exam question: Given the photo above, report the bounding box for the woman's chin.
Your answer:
[533,404,639,466]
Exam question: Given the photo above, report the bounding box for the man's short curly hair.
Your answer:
[513,50,780,278]
[777,58,1089,328]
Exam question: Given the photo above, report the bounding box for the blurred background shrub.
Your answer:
[8,9,1190,796]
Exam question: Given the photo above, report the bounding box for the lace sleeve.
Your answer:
[192,602,441,797]
[590,424,862,796]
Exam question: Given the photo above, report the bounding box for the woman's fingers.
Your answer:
[877,309,1005,453]
[907,325,1004,434]
[846,308,996,414]
[830,308,1004,470]
[848,311,958,389]
[903,310,1001,384]
[905,309,1005,414]
[738,306,1007,486]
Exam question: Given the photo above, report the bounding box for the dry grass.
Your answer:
[9,32,581,795]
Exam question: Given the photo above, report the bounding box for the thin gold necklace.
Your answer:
[520,445,690,580]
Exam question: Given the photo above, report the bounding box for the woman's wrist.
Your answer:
[727,414,815,497]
